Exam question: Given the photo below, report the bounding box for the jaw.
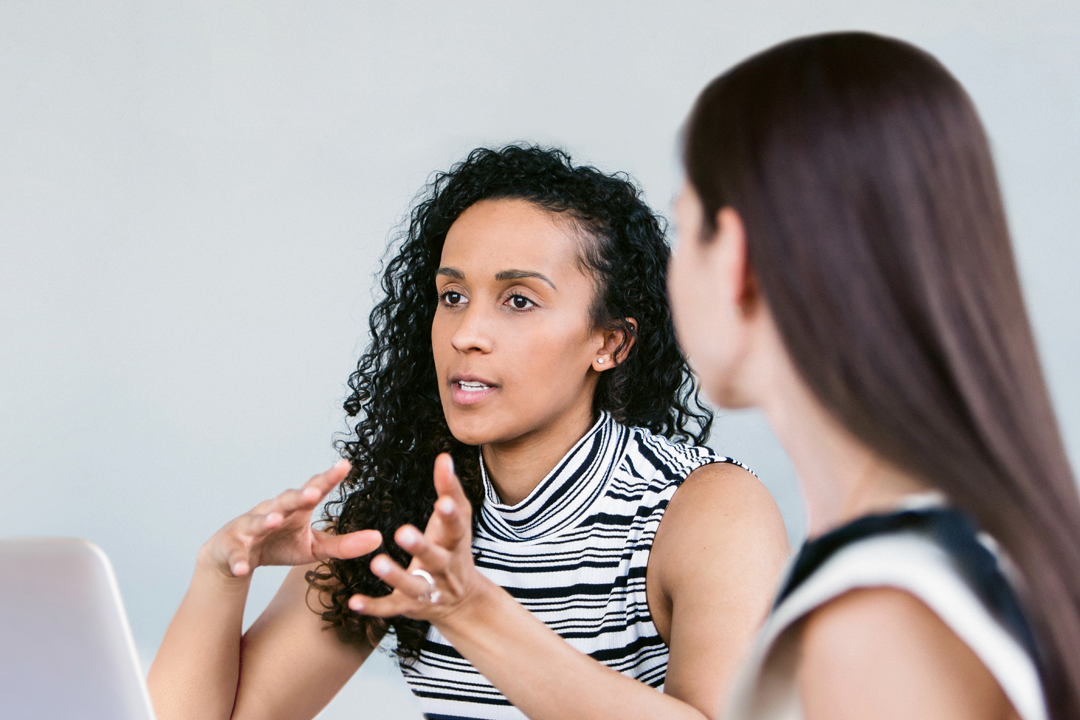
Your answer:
[441,381,597,450]
[443,400,514,446]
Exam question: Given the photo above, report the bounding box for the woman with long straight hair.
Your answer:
[670,32,1080,720]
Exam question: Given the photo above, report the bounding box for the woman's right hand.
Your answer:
[200,459,383,578]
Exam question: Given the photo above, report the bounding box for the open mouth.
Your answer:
[449,376,499,405]
[457,380,493,393]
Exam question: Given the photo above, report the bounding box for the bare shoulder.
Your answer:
[798,587,1018,720]
[659,461,788,552]
[679,460,778,504]
[649,461,791,711]
[652,461,789,597]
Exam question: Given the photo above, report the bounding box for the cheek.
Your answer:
[489,320,596,420]
[506,317,592,378]
[430,313,460,396]
[667,249,689,331]
[668,242,739,404]
[431,316,448,366]
[668,243,711,360]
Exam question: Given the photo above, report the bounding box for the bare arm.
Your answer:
[797,588,1020,720]
[351,454,789,720]
[651,462,791,714]
[231,565,377,720]
[147,547,251,719]
[147,462,382,720]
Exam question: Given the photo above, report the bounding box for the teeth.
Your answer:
[458,381,492,392]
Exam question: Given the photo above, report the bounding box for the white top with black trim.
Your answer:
[724,499,1048,720]
[400,411,735,720]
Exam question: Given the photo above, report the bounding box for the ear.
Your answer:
[592,318,638,372]
[715,207,759,313]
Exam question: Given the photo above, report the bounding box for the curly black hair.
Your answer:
[307,145,713,665]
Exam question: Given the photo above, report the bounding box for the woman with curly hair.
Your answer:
[148,145,789,720]
[671,32,1080,720]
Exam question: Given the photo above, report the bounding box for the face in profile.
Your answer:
[668,184,751,409]
[431,198,608,447]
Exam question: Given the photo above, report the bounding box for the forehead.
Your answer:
[439,198,585,280]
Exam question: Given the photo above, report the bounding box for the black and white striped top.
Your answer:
[400,412,734,719]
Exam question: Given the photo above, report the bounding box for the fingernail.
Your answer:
[372,558,391,576]
[438,499,455,515]
[350,597,364,612]
[399,528,419,546]
[335,458,350,470]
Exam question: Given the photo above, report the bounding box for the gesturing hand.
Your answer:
[202,459,383,578]
[348,453,486,623]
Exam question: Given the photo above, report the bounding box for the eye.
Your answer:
[506,294,535,310]
[439,290,467,307]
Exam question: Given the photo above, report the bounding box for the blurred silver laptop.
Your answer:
[0,537,157,719]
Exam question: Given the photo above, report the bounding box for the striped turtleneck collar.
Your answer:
[478,411,628,542]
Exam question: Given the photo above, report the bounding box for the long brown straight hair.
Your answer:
[684,32,1080,718]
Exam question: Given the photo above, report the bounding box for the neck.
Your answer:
[754,336,930,539]
[481,400,598,506]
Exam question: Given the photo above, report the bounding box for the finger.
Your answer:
[234,508,282,540]
[225,544,253,577]
[429,454,470,548]
[395,525,451,569]
[369,554,435,599]
[302,458,353,500]
[433,454,470,511]
[347,592,413,618]
[247,462,349,526]
[312,528,383,560]
[426,494,468,550]
[272,486,323,515]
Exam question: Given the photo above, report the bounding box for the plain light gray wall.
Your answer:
[2,2,1078,717]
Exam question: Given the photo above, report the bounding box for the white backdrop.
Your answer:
[2,2,1078,717]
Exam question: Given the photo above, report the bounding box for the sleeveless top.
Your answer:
[400,412,736,719]
[724,500,1049,720]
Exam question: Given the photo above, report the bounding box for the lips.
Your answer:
[457,380,493,392]
[449,374,499,406]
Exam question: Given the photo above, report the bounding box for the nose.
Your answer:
[450,304,494,354]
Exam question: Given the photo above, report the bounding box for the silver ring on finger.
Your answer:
[409,568,440,603]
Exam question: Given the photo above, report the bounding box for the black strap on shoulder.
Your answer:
[775,507,1045,677]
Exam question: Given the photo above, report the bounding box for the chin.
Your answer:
[448,429,490,446]
[443,412,502,447]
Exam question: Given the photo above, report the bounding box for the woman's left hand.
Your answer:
[347,453,487,623]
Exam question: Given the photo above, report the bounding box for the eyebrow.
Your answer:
[436,267,557,290]
[436,267,465,280]
[495,269,557,289]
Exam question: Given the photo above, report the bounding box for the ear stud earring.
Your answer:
[597,358,605,364]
